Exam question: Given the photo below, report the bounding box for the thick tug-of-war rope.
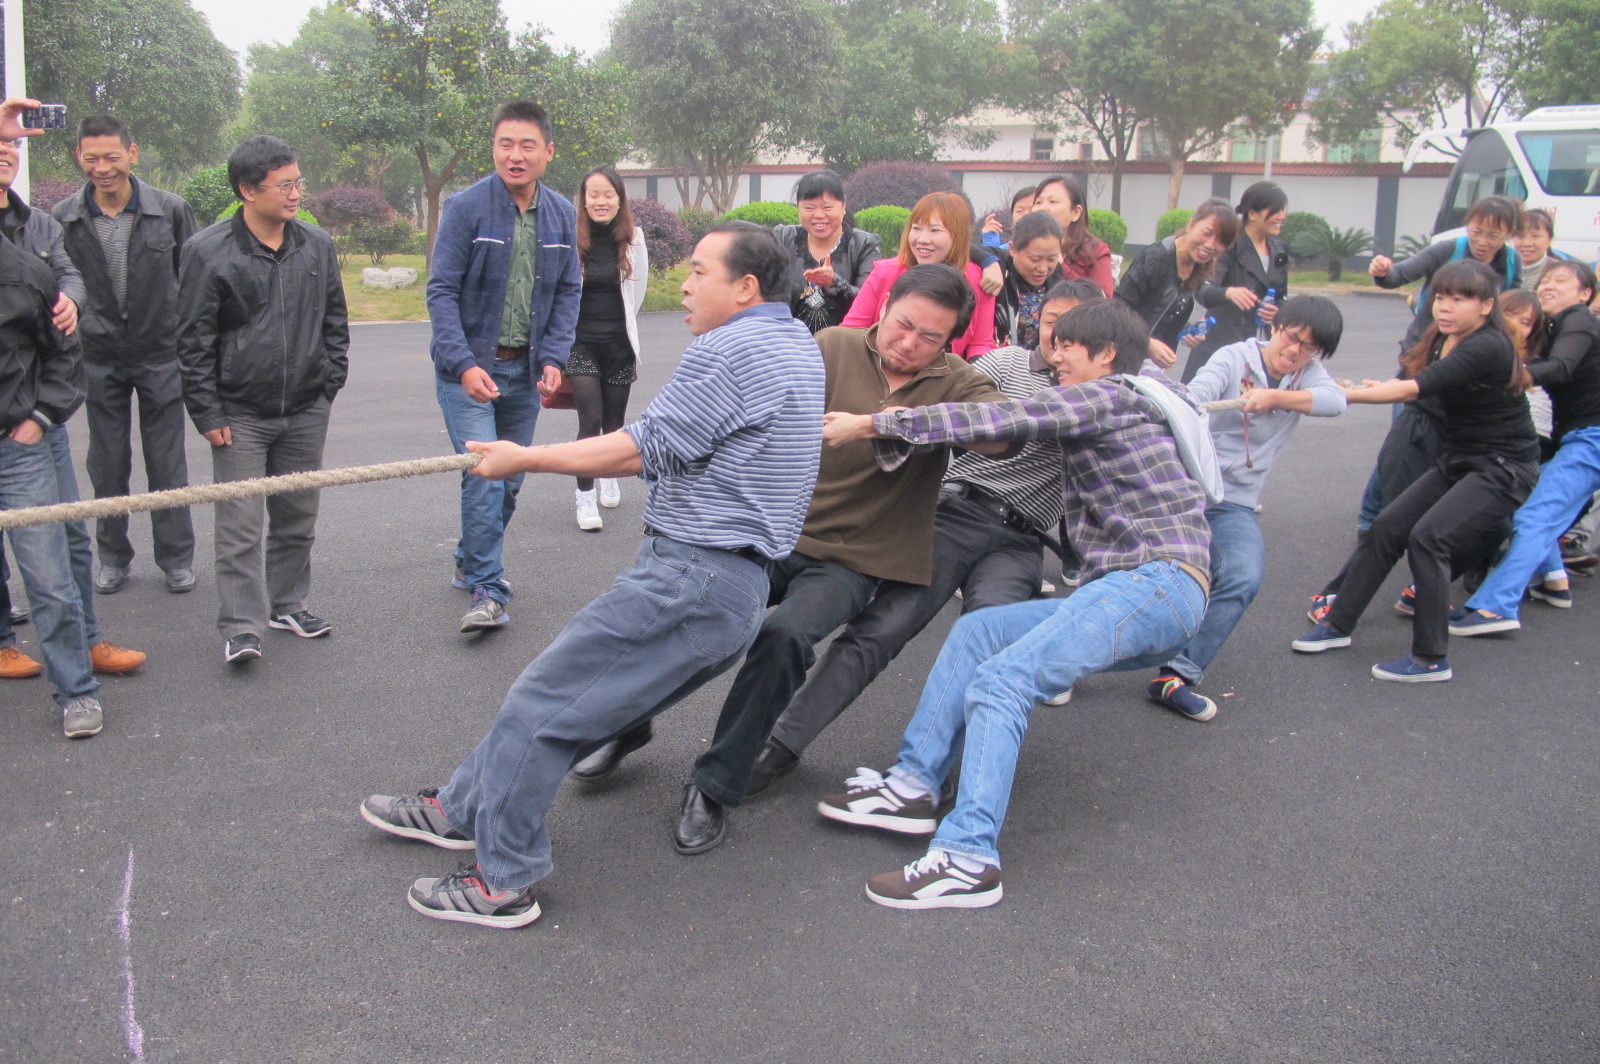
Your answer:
[0,452,483,532]
[1,395,1276,533]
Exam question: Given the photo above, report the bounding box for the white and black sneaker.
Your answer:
[268,610,331,638]
[865,849,1004,910]
[361,788,475,850]
[817,768,937,835]
[408,863,541,928]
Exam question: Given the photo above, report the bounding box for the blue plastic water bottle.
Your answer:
[1178,316,1216,344]
[1256,288,1277,339]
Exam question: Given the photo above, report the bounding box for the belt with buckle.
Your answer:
[643,526,766,566]
[494,345,524,361]
[942,481,1035,535]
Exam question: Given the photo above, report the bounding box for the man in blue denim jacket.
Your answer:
[427,100,581,633]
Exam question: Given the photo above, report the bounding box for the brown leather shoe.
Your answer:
[90,640,147,674]
[0,645,43,679]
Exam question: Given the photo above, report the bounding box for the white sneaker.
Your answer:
[597,478,621,508]
[575,489,603,531]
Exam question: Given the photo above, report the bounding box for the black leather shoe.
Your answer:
[570,722,653,781]
[673,785,727,855]
[743,739,800,798]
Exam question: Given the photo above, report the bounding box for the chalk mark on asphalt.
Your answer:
[117,849,145,1061]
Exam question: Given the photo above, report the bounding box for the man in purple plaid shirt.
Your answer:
[813,298,1212,910]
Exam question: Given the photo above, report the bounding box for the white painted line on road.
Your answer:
[116,849,145,1061]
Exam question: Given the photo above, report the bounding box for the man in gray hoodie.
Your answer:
[1148,295,1346,719]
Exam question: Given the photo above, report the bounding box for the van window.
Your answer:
[1516,129,1600,196]
[1434,131,1528,233]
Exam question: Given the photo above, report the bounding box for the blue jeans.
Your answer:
[1165,502,1263,684]
[0,425,100,648]
[890,560,1206,865]
[438,536,769,891]
[436,359,540,602]
[0,434,97,706]
[1467,426,1600,619]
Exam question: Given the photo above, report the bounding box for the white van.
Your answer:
[1404,104,1600,261]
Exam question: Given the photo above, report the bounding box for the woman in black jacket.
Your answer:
[1294,260,1539,683]
[1182,181,1290,382]
[992,211,1065,350]
[773,169,882,333]
[1114,197,1237,362]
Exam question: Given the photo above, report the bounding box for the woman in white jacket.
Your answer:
[568,166,649,531]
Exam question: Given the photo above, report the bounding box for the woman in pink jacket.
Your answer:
[842,192,996,359]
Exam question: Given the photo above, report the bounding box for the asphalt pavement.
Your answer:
[2,295,1596,1063]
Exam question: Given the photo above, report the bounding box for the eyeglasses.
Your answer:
[1465,225,1507,242]
[258,178,307,195]
[1277,330,1323,359]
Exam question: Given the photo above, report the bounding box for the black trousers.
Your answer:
[1326,452,1537,658]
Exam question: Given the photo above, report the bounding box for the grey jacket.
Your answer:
[0,232,76,434]
[175,212,349,433]
[52,178,196,367]
[1184,338,1345,509]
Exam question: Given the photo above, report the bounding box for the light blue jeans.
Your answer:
[436,358,540,603]
[0,434,97,706]
[890,560,1206,865]
[1165,503,1263,685]
[0,425,100,648]
[1466,425,1600,619]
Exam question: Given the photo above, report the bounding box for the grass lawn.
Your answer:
[341,253,429,321]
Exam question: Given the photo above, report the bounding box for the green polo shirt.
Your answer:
[496,184,541,350]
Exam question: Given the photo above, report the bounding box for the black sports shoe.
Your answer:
[407,864,541,928]
[361,789,475,850]
[268,610,331,637]
[224,633,262,663]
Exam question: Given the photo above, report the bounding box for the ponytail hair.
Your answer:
[1400,259,1529,394]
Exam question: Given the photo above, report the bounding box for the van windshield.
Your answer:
[1517,129,1600,196]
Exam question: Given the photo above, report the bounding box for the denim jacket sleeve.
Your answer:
[425,195,479,380]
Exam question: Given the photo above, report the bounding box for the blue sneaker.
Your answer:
[1147,675,1217,721]
[1307,593,1335,623]
[1448,610,1519,636]
[1528,583,1572,608]
[1291,621,1351,653]
[1371,655,1453,682]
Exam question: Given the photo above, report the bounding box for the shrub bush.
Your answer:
[218,201,321,227]
[1296,225,1374,281]
[347,218,416,264]
[677,204,718,246]
[720,201,800,227]
[1281,211,1332,265]
[1086,209,1128,255]
[29,175,77,212]
[1154,208,1193,242]
[179,165,236,225]
[631,198,695,273]
[843,161,960,211]
[854,205,911,259]
[306,186,394,234]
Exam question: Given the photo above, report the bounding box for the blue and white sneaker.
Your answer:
[1291,621,1351,653]
[1147,675,1217,721]
[1371,655,1452,683]
[1528,583,1573,608]
[1448,610,1519,636]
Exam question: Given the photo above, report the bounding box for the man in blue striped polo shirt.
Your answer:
[361,222,826,928]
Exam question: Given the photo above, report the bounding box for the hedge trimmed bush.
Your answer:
[29,175,77,212]
[179,166,236,225]
[843,161,959,211]
[721,201,799,227]
[338,218,417,265]
[218,201,321,227]
[631,198,695,273]
[306,186,394,234]
[1282,211,1333,265]
[1154,209,1193,242]
[854,205,911,259]
[677,205,718,246]
[1087,209,1127,255]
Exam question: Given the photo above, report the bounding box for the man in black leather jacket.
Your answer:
[176,135,349,665]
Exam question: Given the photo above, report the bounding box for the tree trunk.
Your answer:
[1166,156,1186,210]
[1111,159,1124,216]
[1327,257,1343,282]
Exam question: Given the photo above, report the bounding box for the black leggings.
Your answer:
[571,375,631,491]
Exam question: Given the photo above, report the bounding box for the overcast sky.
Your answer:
[189,0,1385,65]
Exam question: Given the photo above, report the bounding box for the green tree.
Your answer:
[803,0,1008,172]
[612,0,841,212]
[511,41,635,197]
[17,0,241,180]
[1502,0,1600,110]
[1308,0,1537,156]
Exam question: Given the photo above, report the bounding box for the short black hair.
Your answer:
[1044,278,1104,306]
[1543,258,1598,298]
[491,100,553,143]
[885,263,975,346]
[1235,180,1287,219]
[1010,210,1062,251]
[704,220,791,302]
[1052,298,1149,375]
[1464,195,1520,235]
[1272,295,1342,358]
[76,115,131,149]
[1010,186,1036,210]
[795,169,845,204]
[228,135,297,199]
[1521,208,1555,237]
